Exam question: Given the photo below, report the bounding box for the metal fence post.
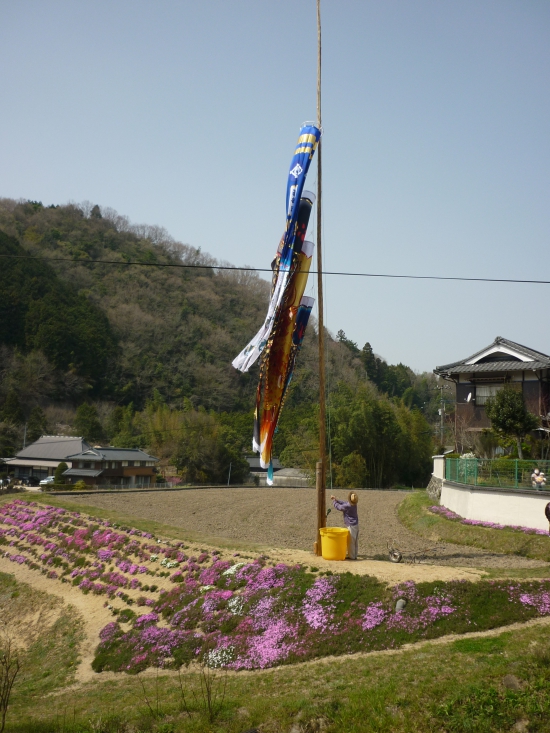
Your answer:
[515,460,518,489]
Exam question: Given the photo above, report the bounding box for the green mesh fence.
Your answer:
[445,458,550,491]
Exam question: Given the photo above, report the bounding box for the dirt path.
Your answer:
[0,557,113,684]
[61,488,548,570]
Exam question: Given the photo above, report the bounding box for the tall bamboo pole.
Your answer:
[314,0,327,556]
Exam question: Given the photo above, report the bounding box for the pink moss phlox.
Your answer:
[202,590,233,614]
[5,553,27,565]
[302,576,337,631]
[238,563,288,594]
[362,602,386,630]
[134,612,159,628]
[429,505,549,535]
[231,618,299,670]
[393,581,419,603]
[199,560,231,586]
[99,622,119,642]
[516,590,550,614]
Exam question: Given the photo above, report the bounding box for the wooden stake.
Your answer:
[315,0,326,556]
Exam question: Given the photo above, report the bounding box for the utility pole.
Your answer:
[314,0,327,556]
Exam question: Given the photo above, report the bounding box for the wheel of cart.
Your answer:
[387,539,445,564]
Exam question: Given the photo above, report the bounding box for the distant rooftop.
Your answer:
[435,336,550,376]
[12,435,91,461]
[66,447,158,462]
[246,456,282,472]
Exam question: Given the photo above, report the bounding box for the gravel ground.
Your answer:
[61,488,547,570]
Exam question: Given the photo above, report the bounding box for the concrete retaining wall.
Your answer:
[440,480,550,531]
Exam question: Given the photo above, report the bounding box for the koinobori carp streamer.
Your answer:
[232,124,320,481]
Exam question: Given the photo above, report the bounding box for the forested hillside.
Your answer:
[0,198,438,486]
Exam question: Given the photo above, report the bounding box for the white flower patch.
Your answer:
[150,554,159,562]
[222,562,246,576]
[205,646,235,668]
[199,585,216,592]
[227,596,245,615]
[160,558,179,569]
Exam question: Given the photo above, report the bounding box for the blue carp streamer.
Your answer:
[232,124,321,373]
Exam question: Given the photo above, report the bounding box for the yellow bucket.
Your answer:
[320,527,349,561]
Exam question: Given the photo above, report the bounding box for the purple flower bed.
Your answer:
[429,505,549,535]
[92,559,550,674]
[0,500,185,603]
[4,500,550,675]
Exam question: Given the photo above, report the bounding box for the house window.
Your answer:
[121,461,128,467]
[476,384,503,406]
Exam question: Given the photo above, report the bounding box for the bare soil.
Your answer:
[61,488,547,570]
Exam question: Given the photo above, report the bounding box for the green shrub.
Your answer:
[54,462,68,484]
[118,608,136,624]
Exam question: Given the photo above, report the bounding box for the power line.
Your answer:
[0,252,548,285]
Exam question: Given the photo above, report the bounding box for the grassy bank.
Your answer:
[0,571,84,726]
[4,570,550,732]
[398,491,550,564]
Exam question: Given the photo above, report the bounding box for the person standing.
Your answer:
[330,491,359,560]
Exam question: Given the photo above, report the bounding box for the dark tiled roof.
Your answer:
[435,337,550,375]
[66,447,158,461]
[442,361,550,374]
[14,436,91,461]
[63,468,104,478]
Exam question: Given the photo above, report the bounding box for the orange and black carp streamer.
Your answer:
[232,124,321,483]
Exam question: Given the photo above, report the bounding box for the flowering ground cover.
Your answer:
[429,504,549,536]
[2,499,550,677]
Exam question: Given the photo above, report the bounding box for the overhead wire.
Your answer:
[0,252,548,285]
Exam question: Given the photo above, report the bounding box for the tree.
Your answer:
[26,406,48,444]
[335,452,368,488]
[0,392,23,426]
[336,330,360,356]
[0,634,20,733]
[172,411,248,484]
[74,404,104,443]
[110,404,144,448]
[0,424,19,458]
[0,231,117,388]
[54,462,68,484]
[485,387,539,459]
[360,342,380,384]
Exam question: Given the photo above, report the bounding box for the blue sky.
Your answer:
[1,1,549,372]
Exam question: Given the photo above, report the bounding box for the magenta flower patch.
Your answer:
[429,505,549,535]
